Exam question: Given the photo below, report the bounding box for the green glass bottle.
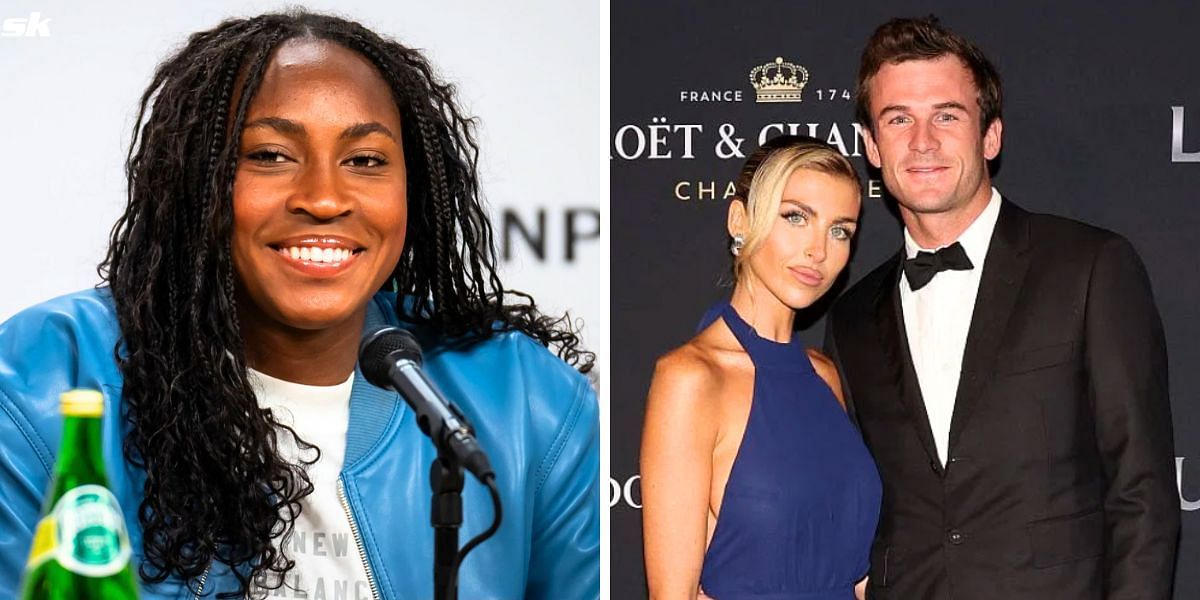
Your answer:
[20,389,139,599]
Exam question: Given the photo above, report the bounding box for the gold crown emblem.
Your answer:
[749,57,809,103]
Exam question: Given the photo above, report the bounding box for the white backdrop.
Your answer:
[0,0,609,593]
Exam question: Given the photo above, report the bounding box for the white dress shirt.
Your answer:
[899,188,1002,465]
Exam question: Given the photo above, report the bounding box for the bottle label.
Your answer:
[25,515,57,569]
[36,484,133,577]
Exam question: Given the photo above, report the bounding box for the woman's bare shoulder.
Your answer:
[651,340,725,400]
[805,347,836,374]
[805,347,846,410]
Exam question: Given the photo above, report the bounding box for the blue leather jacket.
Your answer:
[0,289,599,599]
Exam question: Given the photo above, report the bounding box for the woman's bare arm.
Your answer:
[641,350,720,600]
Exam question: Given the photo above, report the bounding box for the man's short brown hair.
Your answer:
[855,16,1002,134]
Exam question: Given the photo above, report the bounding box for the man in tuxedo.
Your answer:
[824,17,1179,600]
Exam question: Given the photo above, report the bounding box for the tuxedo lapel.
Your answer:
[873,254,942,468]
[947,200,1033,451]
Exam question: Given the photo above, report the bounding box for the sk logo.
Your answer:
[1,12,51,37]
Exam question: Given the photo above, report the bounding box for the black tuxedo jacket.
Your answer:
[825,200,1179,600]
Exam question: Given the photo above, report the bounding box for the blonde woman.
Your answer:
[642,136,880,600]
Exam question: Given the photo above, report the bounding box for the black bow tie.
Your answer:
[903,241,974,291]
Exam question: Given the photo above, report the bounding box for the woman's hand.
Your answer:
[854,576,868,600]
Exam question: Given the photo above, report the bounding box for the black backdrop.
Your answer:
[610,1,1200,597]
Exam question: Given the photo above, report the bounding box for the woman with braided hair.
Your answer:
[0,9,598,599]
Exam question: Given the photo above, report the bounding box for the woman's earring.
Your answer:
[730,234,745,257]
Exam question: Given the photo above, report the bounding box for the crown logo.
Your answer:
[749,57,809,103]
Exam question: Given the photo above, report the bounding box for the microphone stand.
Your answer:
[359,327,502,600]
[430,445,464,600]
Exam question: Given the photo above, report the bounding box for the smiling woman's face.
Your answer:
[230,37,407,334]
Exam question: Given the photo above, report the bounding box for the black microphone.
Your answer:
[359,327,494,481]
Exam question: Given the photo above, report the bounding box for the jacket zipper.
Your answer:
[187,486,379,599]
[193,563,210,599]
[338,478,381,600]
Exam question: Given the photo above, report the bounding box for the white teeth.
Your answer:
[282,246,353,264]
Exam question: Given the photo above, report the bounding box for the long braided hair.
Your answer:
[99,9,592,597]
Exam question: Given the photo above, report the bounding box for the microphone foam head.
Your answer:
[359,327,423,389]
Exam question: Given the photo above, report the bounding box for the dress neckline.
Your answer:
[719,303,811,372]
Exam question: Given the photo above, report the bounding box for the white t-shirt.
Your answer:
[247,367,374,599]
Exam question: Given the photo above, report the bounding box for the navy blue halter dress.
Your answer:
[698,303,881,600]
